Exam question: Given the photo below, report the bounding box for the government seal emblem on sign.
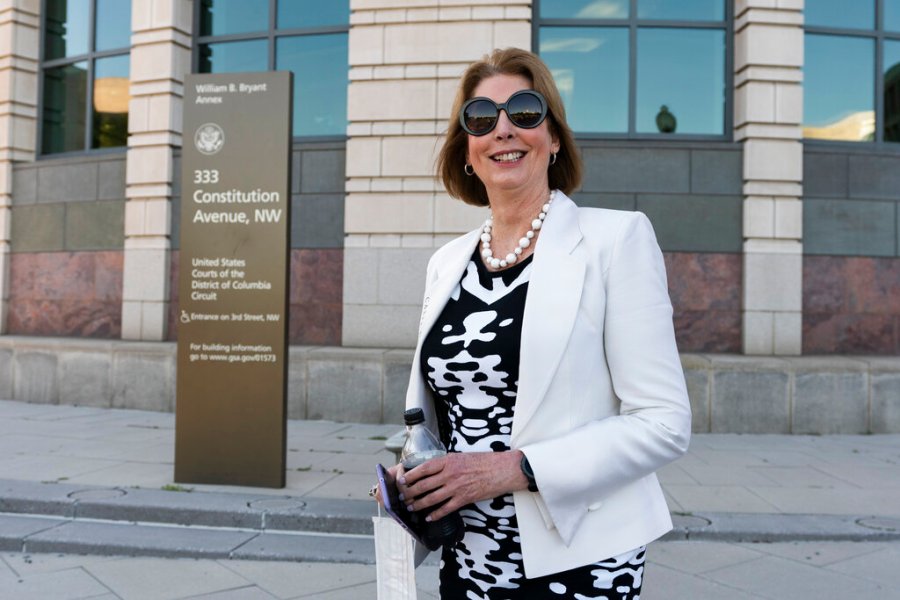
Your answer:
[194,123,224,155]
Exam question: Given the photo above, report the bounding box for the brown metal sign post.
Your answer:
[175,71,292,488]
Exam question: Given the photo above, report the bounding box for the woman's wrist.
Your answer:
[504,449,532,493]
[519,453,539,492]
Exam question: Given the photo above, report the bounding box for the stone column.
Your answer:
[343,0,531,347]
[0,0,38,333]
[121,0,191,340]
[734,0,804,355]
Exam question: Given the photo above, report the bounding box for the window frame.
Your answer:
[803,0,900,147]
[532,0,734,141]
[37,0,132,157]
[192,0,350,142]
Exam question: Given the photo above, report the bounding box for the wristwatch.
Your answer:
[520,454,539,492]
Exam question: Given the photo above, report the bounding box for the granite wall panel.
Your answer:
[291,194,345,249]
[848,154,900,200]
[64,201,125,250]
[11,165,37,204]
[690,149,743,195]
[6,251,124,338]
[289,249,343,345]
[577,143,743,253]
[803,148,900,354]
[10,204,65,252]
[803,256,900,354]
[97,159,127,201]
[299,148,346,195]
[35,162,99,203]
[581,147,691,194]
[13,155,124,206]
[11,201,125,253]
[804,198,896,257]
[804,148,900,258]
[803,151,848,198]
[639,194,743,253]
[665,252,742,353]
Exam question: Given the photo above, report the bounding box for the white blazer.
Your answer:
[405,191,691,579]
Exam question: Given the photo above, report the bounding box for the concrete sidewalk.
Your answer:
[1,399,900,542]
[3,541,900,599]
[1,399,899,598]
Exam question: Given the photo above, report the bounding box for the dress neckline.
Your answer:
[470,246,534,287]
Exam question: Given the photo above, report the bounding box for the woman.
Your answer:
[379,48,691,598]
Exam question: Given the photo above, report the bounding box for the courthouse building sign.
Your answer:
[175,72,292,488]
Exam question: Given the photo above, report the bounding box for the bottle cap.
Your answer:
[404,408,425,426]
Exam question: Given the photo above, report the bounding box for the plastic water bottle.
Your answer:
[400,408,464,550]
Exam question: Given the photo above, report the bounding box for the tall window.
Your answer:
[535,0,729,138]
[195,0,349,138]
[41,0,132,155]
[804,0,900,143]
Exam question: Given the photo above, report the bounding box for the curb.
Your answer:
[0,479,376,535]
[667,512,900,543]
[0,514,377,564]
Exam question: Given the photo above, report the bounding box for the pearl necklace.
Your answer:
[481,190,555,270]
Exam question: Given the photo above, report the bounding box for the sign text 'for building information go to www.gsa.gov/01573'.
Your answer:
[176,71,292,488]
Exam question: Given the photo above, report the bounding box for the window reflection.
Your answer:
[95,0,131,51]
[805,0,874,30]
[199,40,268,74]
[44,0,90,60]
[540,0,628,19]
[885,41,900,142]
[540,27,629,133]
[803,34,874,141]
[199,0,268,37]
[636,28,724,134]
[92,55,130,148]
[42,62,88,154]
[276,34,348,137]
[637,0,724,21]
[886,0,900,33]
[278,0,349,29]
[197,2,349,139]
[40,0,131,154]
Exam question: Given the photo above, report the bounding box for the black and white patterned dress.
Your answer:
[420,247,645,599]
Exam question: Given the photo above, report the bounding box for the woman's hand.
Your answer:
[372,463,404,507]
[398,450,529,522]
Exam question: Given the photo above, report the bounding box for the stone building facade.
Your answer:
[0,0,898,432]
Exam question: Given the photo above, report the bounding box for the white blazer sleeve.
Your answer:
[521,212,691,544]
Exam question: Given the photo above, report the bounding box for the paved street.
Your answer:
[1,400,899,598]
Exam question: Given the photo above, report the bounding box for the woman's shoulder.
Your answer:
[551,191,646,235]
[577,205,647,231]
[570,203,662,273]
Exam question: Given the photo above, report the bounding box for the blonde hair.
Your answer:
[437,48,583,207]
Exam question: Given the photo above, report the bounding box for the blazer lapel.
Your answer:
[512,193,585,443]
[418,229,481,341]
[407,229,480,431]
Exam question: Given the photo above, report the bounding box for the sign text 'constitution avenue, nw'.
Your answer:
[176,71,292,488]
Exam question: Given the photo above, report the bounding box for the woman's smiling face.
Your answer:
[466,74,559,199]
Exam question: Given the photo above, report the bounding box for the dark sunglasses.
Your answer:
[459,90,549,136]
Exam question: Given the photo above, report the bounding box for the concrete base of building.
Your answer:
[0,335,897,433]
